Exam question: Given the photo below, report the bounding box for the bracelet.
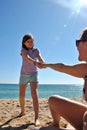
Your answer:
[34,61,36,66]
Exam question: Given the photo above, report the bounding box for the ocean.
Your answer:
[0,84,83,99]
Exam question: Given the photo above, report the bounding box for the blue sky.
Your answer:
[0,0,87,84]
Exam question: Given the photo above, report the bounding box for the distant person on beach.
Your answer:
[37,28,87,130]
[19,34,45,126]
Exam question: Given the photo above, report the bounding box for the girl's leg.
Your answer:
[49,95,87,130]
[19,84,27,116]
[30,82,40,125]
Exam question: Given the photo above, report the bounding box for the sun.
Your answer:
[75,0,87,7]
[74,0,87,14]
[52,0,87,16]
[81,0,87,7]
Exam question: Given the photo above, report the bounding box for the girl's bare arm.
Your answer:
[21,52,35,64]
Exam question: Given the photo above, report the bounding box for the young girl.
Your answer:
[19,34,44,126]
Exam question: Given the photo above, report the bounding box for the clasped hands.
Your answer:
[35,61,46,69]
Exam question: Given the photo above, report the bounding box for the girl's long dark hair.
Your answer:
[22,34,34,50]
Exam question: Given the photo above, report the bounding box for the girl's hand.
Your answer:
[36,62,47,69]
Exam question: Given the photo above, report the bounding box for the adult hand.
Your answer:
[36,62,47,69]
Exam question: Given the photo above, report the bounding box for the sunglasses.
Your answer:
[76,40,86,47]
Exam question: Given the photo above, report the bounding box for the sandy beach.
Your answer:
[0,98,86,130]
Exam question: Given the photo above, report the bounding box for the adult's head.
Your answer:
[76,28,87,62]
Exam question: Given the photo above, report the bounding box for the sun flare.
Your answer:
[74,0,87,14]
[81,0,87,7]
[72,0,87,15]
[53,0,87,16]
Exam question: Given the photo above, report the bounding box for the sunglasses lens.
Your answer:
[76,40,79,47]
[76,40,87,47]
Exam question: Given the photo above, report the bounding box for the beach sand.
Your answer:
[0,98,86,130]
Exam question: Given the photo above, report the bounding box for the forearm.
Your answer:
[38,54,45,63]
[43,63,87,78]
[27,56,36,64]
[45,63,65,72]
[39,58,45,63]
[22,53,35,64]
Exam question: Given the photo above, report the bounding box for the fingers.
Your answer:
[36,62,46,69]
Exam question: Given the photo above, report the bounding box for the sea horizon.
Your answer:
[0,83,83,86]
[0,83,83,99]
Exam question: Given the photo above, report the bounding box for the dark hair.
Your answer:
[80,28,87,41]
[22,34,34,50]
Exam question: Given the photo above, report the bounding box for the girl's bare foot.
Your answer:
[18,112,25,117]
[35,119,40,126]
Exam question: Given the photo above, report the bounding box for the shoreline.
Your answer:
[0,98,86,130]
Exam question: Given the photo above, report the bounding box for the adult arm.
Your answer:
[40,63,87,78]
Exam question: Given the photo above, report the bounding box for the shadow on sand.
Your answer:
[39,126,75,130]
[0,115,35,130]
